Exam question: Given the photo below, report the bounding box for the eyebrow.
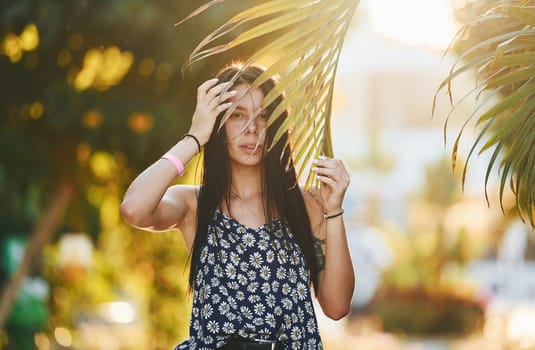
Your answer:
[233,105,266,115]
[232,105,267,119]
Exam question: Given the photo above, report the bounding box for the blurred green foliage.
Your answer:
[371,288,484,335]
[0,1,266,349]
[369,158,491,335]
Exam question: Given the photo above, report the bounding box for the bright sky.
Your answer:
[367,0,459,50]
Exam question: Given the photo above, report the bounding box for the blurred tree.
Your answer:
[0,0,266,348]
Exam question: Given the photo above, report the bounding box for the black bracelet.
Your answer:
[323,208,344,220]
[182,133,201,154]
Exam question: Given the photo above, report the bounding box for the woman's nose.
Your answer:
[244,117,258,134]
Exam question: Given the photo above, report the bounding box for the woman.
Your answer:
[120,63,354,350]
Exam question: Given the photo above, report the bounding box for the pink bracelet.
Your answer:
[161,153,185,177]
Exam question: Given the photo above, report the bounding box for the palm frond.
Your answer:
[178,0,359,187]
[435,1,535,226]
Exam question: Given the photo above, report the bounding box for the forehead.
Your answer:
[230,84,264,110]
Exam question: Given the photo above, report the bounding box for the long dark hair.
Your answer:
[189,63,320,293]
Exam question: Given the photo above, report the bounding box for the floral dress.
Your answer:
[174,209,323,350]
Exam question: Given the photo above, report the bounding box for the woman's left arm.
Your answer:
[305,156,355,320]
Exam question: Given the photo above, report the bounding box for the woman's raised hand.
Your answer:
[188,78,237,146]
[311,156,351,214]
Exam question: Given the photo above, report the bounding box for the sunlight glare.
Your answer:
[368,0,458,50]
[507,307,535,341]
[100,301,136,324]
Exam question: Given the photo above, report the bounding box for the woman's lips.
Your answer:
[240,144,262,155]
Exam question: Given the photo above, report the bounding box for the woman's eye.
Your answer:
[232,113,243,119]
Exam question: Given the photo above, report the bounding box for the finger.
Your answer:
[312,157,340,170]
[316,165,350,184]
[221,89,238,100]
[215,102,234,114]
[197,78,219,101]
[313,155,334,167]
[316,174,336,186]
[316,167,350,188]
[208,90,237,109]
[312,166,338,179]
[206,81,233,100]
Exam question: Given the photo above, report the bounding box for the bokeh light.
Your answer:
[2,34,23,62]
[90,152,116,180]
[76,143,91,163]
[19,24,39,51]
[101,301,136,324]
[57,49,71,67]
[74,46,133,91]
[34,332,50,350]
[54,327,72,347]
[128,112,154,134]
[138,58,156,76]
[1,23,39,63]
[82,110,104,129]
[68,33,84,51]
[30,102,44,119]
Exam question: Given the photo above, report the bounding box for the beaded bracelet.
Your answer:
[323,208,344,220]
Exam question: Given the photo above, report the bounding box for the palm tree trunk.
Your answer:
[0,180,73,329]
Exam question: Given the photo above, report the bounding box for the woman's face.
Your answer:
[224,84,268,168]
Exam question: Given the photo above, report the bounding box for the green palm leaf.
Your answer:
[435,1,535,226]
[178,0,359,187]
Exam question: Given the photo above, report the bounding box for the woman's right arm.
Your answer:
[119,136,198,232]
[120,78,236,242]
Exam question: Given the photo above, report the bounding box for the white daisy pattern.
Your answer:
[174,210,322,350]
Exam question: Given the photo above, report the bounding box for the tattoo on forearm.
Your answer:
[312,236,326,271]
